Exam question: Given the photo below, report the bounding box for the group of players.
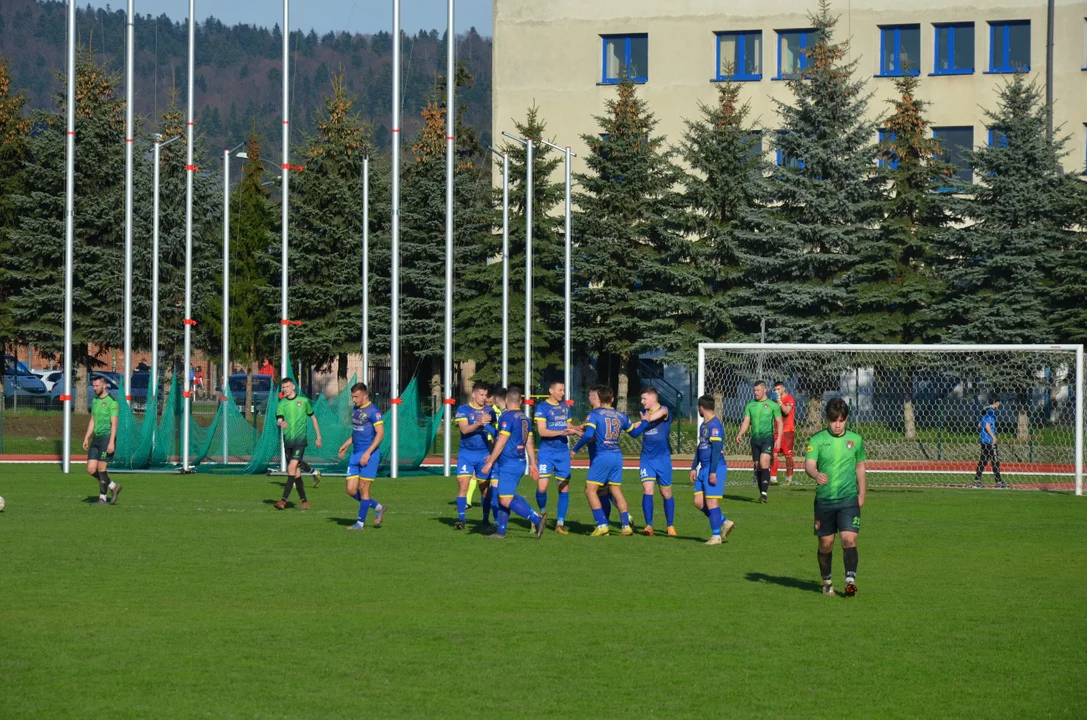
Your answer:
[82,371,866,597]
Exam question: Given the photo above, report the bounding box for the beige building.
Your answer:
[493,0,1087,178]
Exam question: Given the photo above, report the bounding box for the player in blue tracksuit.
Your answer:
[479,386,546,539]
[534,380,576,534]
[572,385,634,536]
[453,383,497,530]
[691,394,735,545]
[337,383,387,531]
[629,386,676,537]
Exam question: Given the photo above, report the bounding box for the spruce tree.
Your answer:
[265,75,376,388]
[456,106,565,387]
[399,68,494,393]
[934,73,1078,344]
[934,74,1085,440]
[572,76,700,410]
[0,54,29,345]
[675,76,770,345]
[737,0,881,424]
[8,51,127,408]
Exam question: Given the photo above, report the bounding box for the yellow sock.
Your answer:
[467,477,479,505]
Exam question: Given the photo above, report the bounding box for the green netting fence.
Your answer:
[111,370,439,475]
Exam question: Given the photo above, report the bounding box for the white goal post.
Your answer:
[697,344,1084,496]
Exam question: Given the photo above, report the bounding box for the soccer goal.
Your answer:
[698,344,1084,495]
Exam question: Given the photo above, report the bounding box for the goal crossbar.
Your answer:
[697,343,1084,496]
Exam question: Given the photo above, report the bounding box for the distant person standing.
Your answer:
[771,382,797,486]
[257,358,276,378]
[974,400,1008,489]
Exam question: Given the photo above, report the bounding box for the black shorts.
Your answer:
[814,503,861,536]
[87,434,114,462]
[751,436,774,459]
[284,444,307,463]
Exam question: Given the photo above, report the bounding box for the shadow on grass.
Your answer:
[745,572,822,594]
[261,499,296,509]
[326,517,360,527]
[81,496,108,505]
[723,493,757,503]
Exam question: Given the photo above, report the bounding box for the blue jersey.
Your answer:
[638,407,672,459]
[456,403,495,454]
[696,416,725,466]
[585,407,632,457]
[535,400,570,452]
[350,402,384,452]
[498,409,531,463]
[980,408,997,444]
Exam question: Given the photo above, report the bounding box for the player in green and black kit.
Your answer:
[805,398,866,597]
[736,380,783,503]
[273,377,322,510]
[82,375,122,504]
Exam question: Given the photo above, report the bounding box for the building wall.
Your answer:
[493,0,1087,176]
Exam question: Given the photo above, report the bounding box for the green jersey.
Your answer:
[744,399,782,439]
[91,394,119,437]
[277,394,314,445]
[806,429,866,507]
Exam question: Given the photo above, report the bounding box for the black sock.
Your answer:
[818,550,833,581]
[298,461,313,474]
[843,546,858,579]
[96,471,108,496]
[295,476,307,502]
[282,476,295,500]
[759,469,770,495]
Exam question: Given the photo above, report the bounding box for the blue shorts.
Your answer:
[693,463,727,498]
[538,447,571,481]
[639,457,674,487]
[347,450,381,481]
[587,453,624,487]
[457,450,492,481]
[496,459,527,497]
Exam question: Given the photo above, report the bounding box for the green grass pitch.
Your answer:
[2,465,1085,718]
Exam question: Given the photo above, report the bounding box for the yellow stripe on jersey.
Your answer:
[499,430,511,436]
[585,422,597,429]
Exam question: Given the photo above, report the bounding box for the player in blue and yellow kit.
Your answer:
[692,394,735,545]
[479,386,546,539]
[629,386,675,537]
[337,383,386,531]
[535,380,576,534]
[572,385,634,536]
[454,383,496,530]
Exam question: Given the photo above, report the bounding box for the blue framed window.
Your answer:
[987,127,1008,147]
[878,25,921,76]
[715,31,762,81]
[934,23,975,74]
[933,126,974,183]
[776,29,815,78]
[601,34,649,84]
[878,129,898,169]
[743,130,764,161]
[989,21,1030,72]
[775,131,804,169]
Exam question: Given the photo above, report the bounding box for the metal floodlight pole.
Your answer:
[222,142,244,463]
[390,0,401,478]
[487,147,510,387]
[540,139,576,401]
[279,0,291,472]
[361,155,370,381]
[123,0,135,404]
[442,0,455,478]
[151,134,182,401]
[500,131,533,410]
[62,0,76,474]
[182,0,196,471]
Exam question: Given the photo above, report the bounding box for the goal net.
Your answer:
[698,344,1084,495]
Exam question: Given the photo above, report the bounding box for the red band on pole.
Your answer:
[280,319,302,326]
[126,138,134,143]
[282,164,304,172]
[187,122,194,126]
[219,396,227,402]
[524,399,535,406]
[446,136,454,140]
[183,318,198,326]
[443,398,456,405]
[392,129,401,133]
[565,399,574,406]
[283,120,289,124]
[66,131,75,136]
[182,391,192,398]
[59,395,72,401]
[125,395,132,401]
[390,398,403,405]
[186,164,200,172]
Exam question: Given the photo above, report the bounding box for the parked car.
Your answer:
[128,371,156,412]
[33,369,65,392]
[2,355,49,403]
[228,373,272,413]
